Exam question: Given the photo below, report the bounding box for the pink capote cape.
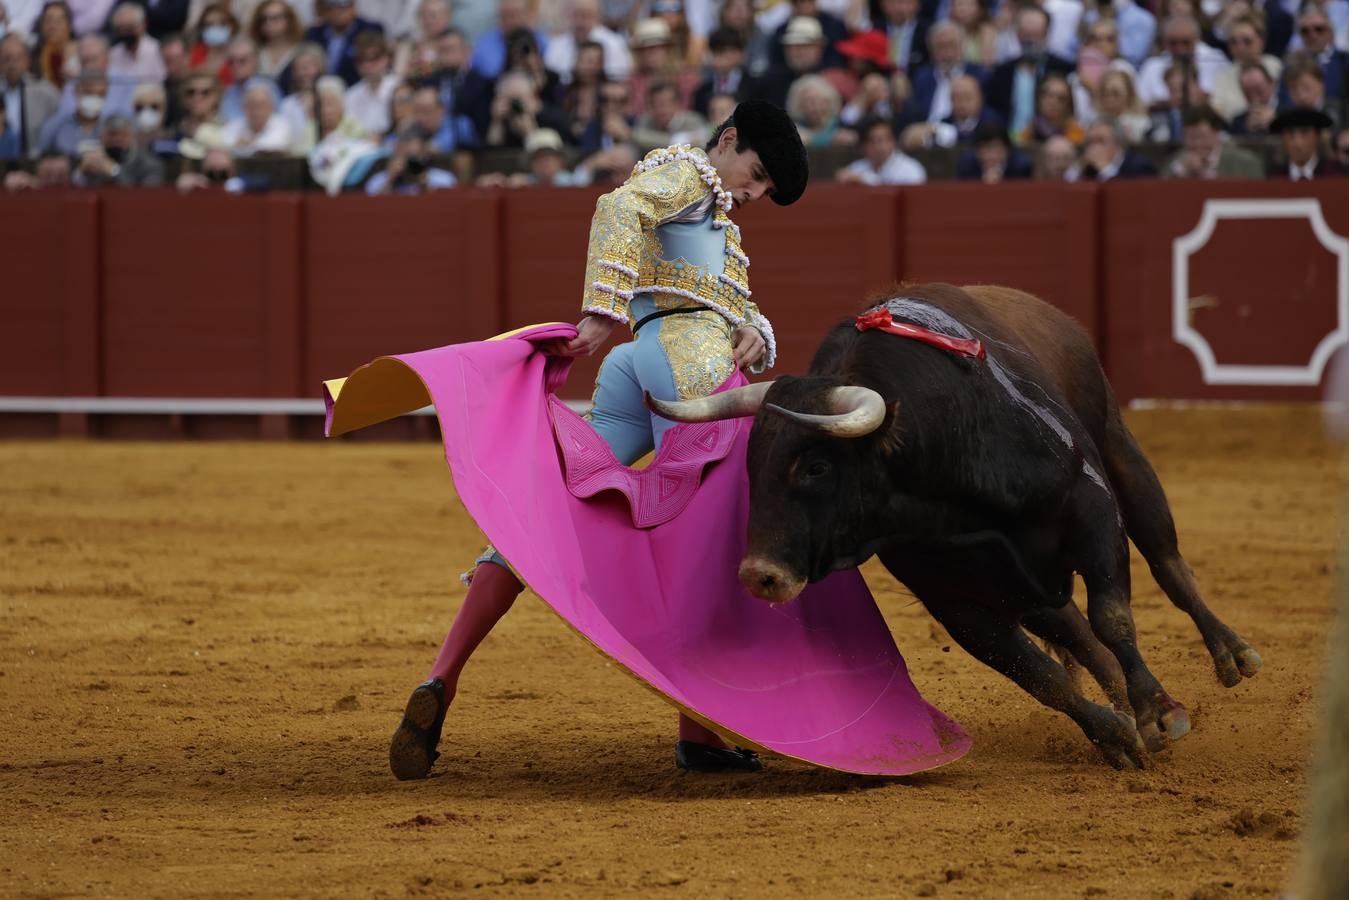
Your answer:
[324,323,969,775]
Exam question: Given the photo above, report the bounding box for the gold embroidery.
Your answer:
[654,307,736,400]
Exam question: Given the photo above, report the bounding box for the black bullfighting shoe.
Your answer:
[389,678,449,781]
[675,740,764,773]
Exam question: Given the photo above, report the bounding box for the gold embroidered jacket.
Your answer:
[579,146,777,369]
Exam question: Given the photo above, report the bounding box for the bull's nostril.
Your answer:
[759,574,776,590]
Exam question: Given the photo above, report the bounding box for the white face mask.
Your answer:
[202,24,232,47]
[137,107,163,130]
[77,93,105,119]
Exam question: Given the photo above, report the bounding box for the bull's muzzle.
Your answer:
[738,556,808,603]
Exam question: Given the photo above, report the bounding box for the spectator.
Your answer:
[648,0,700,69]
[1136,15,1226,108]
[160,33,191,126]
[108,3,167,85]
[765,0,847,70]
[220,38,273,121]
[382,79,414,142]
[60,35,136,117]
[907,21,988,125]
[365,125,455,193]
[519,125,583,185]
[841,70,898,127]
[278,41,323,136]
[692,26,747,118]
[1036,133,1078,180]
[986,6,1074,135]
[957,121,1033,181]
[31,2,76,91]
[131,81,179,155]
[1333,125,1349,170]
[344,31,396,135]
[1077,0,1154,69]
[1077,117,1156,180]
[833,29,897,100]
[306,74,382,189]
[250,0,302,80]
[222,76,292,153]
[1209,16,1280,122]
[71,0,116,36]
[132,0,189,37]
[903,71,1002,147]
[577,76,634,154]
[1267,106,1339,179]
[485,68,568,148]
[1283,55,1339,129]
[874,0,929,74]
[545,0,632,84]
[1165,105,1262,178]
[426,27,491,137]
[1292,8,1346,104]
[394,0,450,78]
[836,115,925,183]
[72,112,165,184]
[705,89,736,126]
[785,72,847,147]
[302,0,383,86]
[1214,0,1291,60]
[3,149,71,189]
[746,15,826,109]
[503,26,562,106]
[949,0,998,68]
[560,39,604,142]
[1146,62,1207,143]
[1019,72,1084,145]
[717,0,771,76]
[468,0,547,81]
[0,93,20,159]
[175,70,221,138]
[1068,19,1136,124]
[627,17,696,113]
[1093,68,1149,144]
[190,3,241,84]
[2,33,62,158]
[632,79,706,150]
[1230,62,1278,135]
[39,69,106,156]
[176,144,246,192]
[412,81,474,151]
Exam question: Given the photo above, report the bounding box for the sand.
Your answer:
[0,405,1339,898]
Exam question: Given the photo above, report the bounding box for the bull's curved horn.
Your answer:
[766,386,888,438]
[644,381,774,423]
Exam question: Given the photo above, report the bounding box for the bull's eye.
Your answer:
[805,460,830,480]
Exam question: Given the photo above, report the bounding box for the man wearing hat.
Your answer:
[1268,106,1340,179]
[746,15,830,109]
[627,17,697,115]
[389,100,811,781]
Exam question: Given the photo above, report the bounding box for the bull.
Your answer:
[649,283,1263,768]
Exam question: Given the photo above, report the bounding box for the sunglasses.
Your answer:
[134,103,163,111]
[1300,24,1329,33]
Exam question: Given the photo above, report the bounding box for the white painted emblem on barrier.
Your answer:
[1172,198,1349,386]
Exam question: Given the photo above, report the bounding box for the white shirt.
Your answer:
[1044,0,1084,60]
[222,113,293,155]
[1289,158,1320,180]
[345,74,399,137]
[1136,43,1228,106]
[109,36,167,85]
[4,0,45,37]
[543,26,633,84]
[70,0,116,36]
[842,151,927,185]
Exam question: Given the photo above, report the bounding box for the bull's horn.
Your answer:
[644,381,774,422]
[766,386,887,438]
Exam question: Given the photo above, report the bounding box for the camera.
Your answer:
[509,98,525,115]
[404,154,429,177]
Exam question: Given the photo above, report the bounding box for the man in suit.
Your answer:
[1165,105,1263,178]
[900,72,1002,147]
[0,34,62,159]
[1294,8,1346,104]
[986,6,1073,136]
[875,0,930,75]
[1267,106,1340,179]
[1077,118,1157,180]
[303,0,384,86]
[768,0,850,70]
[905,21,987,124]
[956,120,1033,181]
[693,28,750,118]
[1230,62,1278,135]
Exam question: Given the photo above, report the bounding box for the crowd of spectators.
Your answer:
[2,0,1348,194]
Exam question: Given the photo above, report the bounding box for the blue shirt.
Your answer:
[365,167,457,194]
[427,114,478,152]
[468,28,549,80]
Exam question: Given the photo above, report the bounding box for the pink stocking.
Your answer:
[427,561,524,693]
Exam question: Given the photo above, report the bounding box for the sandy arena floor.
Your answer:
[0,406,1340,899]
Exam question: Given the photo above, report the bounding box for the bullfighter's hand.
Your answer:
[541,315,617,357]
[732,325,766,370]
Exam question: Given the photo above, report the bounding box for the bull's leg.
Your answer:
[1102,414,1263,686]
[920,595,1146,769]
[1073,515,1189,752]
[1022,603,1135,721]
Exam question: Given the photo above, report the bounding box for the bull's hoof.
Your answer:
[1159,698,1191,742]
[1211,633,1263,687]
[1089,708,1147,770]
[390,678,449,781]
[1234,646,1263,678]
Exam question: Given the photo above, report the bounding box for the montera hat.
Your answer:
[1270,106,1334,133]
[724,99,809,206]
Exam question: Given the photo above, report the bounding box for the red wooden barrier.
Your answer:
[897,182,1101,338]
[1101,180,1349,402]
